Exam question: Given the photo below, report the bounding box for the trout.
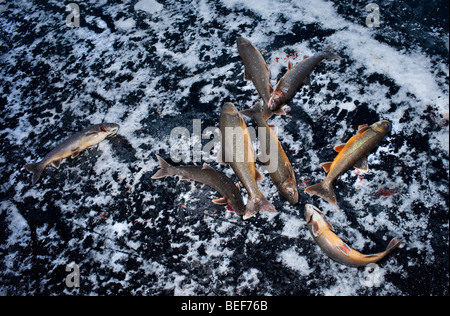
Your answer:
[241,102,298,204]
[219,102,276,219]
[237,37,275,121]
[24,123,120,185]
[304,204,403,267]
[305,120,391,205]
[268,45,342,112]
[151,155,245,216]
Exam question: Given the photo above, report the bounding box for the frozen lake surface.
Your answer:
[0,0,448,295]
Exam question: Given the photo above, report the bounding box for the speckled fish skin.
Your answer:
[304,204,403,267]
[219,102,276,219]
[151,155,245,216]
[237,37,274,121]
[241,102,298,205]
[305,120,391,205]
[24,123,120,185]
[268,45,342,112]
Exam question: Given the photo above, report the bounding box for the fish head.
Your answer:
[281,181,299,204]
[101,123,120,137]
[371,120,391,134]
[229,198,246,216]
[304,204,327,237]
[268,90,284,111]
[221,102,238,115]
[236,37,251,47]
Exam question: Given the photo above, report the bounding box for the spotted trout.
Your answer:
[24,123,120,185]
[237,37,275,121]
[305,120,391,205]
[151,155,245,216]
[304,204,403,267]
[241,102,298,205]
[268,45,342,112]
[219,102,276,219]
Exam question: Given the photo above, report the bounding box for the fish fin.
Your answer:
[384,237,404,254]
[51,159,62,169]
[151,155,173,179]
[255,168,264,182]
[71,147,81,158]
[273,76,285,91]
[303,55,309,60]
[212,197,228,205]
[24,162,45,185]
[311,221,320,237]
[202,163,215,171]
[353,157,369,171]
[357,125,371,134]
[320,162,333,173]
[240,102,263,121]
[85,131,99,137]
[325,218,335,232]
[243,194,275,220]
[235,183,240,190]
[273,107,287,115]
[358,124,369,130]
[305,181,337,205]
[288,61,293,70]
[334,144,346,152]
[323,44,342,61]
[337,242,352,256]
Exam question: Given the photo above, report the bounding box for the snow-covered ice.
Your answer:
[0,0,448,296]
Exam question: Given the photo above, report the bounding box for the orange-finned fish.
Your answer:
[305,120,391,205]
[304,204,403,267]
[24,123,120,185]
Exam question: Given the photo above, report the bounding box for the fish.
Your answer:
[237,37,277,121]
[268,45,342,112]
[240,102,298,204]
[304,204,403,267]
[219,102,276,219]
[24,123,120,185]
[305,120,391,205]
[151,155,245,216]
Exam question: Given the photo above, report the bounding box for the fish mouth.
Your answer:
[107,126,120,137]
[236,37,251,46]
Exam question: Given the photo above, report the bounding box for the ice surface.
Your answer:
[0,0,448,296]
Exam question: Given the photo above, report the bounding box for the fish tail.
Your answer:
[24,162,45,185]
[243,194,276,220]
[384,237,403,254]
[151,155,174,179]
[240,102,263,121]
[305,181,337,205]
[361,237,404,264]
[323,44,342,61]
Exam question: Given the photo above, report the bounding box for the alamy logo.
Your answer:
[65,263,80,288]
[169,120,279,173]
[362,263,383,287]
[66,3,80,28]
[365,3,380,28]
